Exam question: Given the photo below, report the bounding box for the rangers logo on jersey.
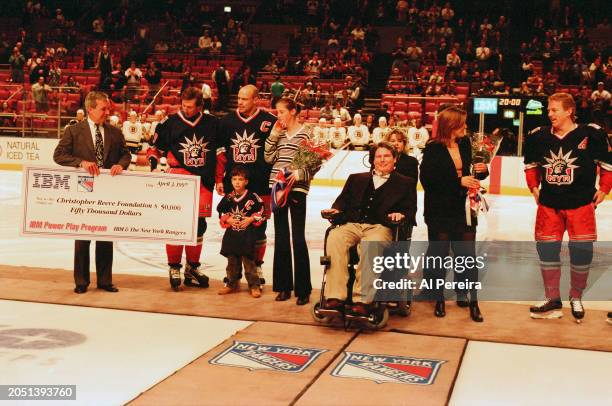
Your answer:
[231,131,261,163]
[209,340,326,373]
[178,134,209,167]
[331,351,446,385]
[543,147,579,185]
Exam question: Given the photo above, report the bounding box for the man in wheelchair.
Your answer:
[321,142,417,317]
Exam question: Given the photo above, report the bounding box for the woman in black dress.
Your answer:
[419,106,488,322]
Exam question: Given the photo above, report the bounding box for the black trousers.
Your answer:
[423,227,479,301]
[74,240,113,288]
[272,191,312,297]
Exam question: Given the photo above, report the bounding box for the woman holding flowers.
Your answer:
[419,105,488,322]
[264,97,320,305]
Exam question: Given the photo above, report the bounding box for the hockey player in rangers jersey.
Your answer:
[216,85,277,288]
[152,87,219,291]
[524,92,612,322]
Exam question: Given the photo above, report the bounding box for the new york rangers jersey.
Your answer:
[524,123,612,209]
[218,109,277,195]
[153,110,218,190]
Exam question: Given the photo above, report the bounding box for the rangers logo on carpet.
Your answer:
[209,340,326,373]
[331,351,446,385]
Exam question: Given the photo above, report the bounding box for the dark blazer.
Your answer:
[395,153,419,181]
[54,120,131,169]
[53,119,130,289]
[420,136,488,229]
[332,171,417,227]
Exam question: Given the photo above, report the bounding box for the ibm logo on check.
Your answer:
[32,173,70,190]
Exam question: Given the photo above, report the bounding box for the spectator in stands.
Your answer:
[591,82,611,129]
[145,61,161,100]
[154,40,169,53]
[446,47,461,76]
[95,44,113,89]
[234,65,256,91]
[306,52,322,77]
[391,36,407,72]
[125,61,142,102]
[348,113,370,150]
[32,77,51,112]
[212,64,231,110]
[92,15,104,39]
[475,39,491,71]
[65,76,80,93]
[210,35,222,54]
[348,76,365,111]
[406,39,423,73]
[575,86,593,123]
[320,100,334,121]
[332,100,351,122]
[9,47,25,83]
[270,76,284,106]
[181,68,195,94]
[0,102,17,127]
[518,82,532,96]
[198,30,212,54]
[201,81,213,112]
[48,60,61,87]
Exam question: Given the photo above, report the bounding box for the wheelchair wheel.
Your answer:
[311,301,333,324]
[367,307,389,329]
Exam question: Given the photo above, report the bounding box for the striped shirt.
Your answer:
[264,125,318,194]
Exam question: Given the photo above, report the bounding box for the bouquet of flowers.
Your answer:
[470,129,503,166]
[271,139,334,212]
[465,130,503,225]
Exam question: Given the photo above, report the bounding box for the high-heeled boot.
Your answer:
[435,300,446,317]
[469,301,483,322]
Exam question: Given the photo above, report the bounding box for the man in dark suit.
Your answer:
[53,91,131,294]
[322,142,417,315]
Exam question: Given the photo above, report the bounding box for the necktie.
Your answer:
[94,124,104,167]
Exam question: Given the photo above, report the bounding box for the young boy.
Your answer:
[217,166,265,298]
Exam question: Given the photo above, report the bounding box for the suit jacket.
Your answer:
[419,137,488,229]
[53,120,131,169]
[332,171,417,227]
[395,153,419,181]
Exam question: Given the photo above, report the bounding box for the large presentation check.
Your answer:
[21,166,201,244]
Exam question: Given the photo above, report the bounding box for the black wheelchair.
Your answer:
[310,210,411,330]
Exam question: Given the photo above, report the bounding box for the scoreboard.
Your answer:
[468,96,549,150]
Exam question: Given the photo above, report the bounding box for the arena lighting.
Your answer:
[224,6,231,13]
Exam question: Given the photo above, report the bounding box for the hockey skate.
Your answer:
[607,312,612,325]
[184,263,209,288]
[530,298,563,319]
[569,297,585,324]
[168,265,181,292]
